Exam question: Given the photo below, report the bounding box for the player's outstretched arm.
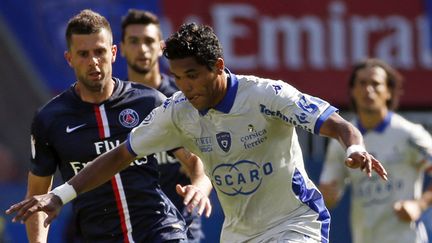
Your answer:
[319,112,388,180]
[173,148,212,218]
[319,181,343,209]
[24,173,53,242]
[6,143,136,226]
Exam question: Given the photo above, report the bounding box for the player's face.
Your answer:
[65,29,117,92]
[120,24,162,74]
[351,66,391,113]
[169,57,226,111]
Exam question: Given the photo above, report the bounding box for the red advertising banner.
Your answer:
[161,0,432,109]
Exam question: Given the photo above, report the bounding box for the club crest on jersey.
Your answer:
[216,132,231,152]
[119,109,139,128]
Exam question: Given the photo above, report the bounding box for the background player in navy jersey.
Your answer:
[17,10,211,242]
[7,23,385,242]
[119,9,205,242]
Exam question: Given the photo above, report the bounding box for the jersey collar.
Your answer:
[199,68,238,115]
[71,77,121,104]
[109,77,122,99]
[356,111,393,134]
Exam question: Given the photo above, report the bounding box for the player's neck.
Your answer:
[75,78,115,104]
[357,108,388,130]
[211,71,228,108]
[128,67,161,89]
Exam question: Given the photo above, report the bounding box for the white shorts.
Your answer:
[263,231,320,243]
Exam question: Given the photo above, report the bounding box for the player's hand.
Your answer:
[5,193,63,227]
[345,152,388,181]
[393,200,423,222]
[176,184,212,218]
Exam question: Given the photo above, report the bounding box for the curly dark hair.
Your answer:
[163,23,223,70]
[348,58,404,111]
[121,9,161,42]
[65,9,112,50]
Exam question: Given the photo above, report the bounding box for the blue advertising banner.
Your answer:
[0,0,161,93]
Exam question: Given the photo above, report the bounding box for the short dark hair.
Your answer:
[163,23,223,70]
[121,9,161,42]
[65,9,112,50]
[348,58,404,111]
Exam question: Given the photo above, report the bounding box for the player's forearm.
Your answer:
[68,143,135,195]
[25,212,49,243]
[319,113,364,148]
[186,156,212,196]
[175,149,212,196]
[419,185,432,211]
[191,173,213,197]
[319,182,342,209]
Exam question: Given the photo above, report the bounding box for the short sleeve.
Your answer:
[261,80,338,134]
[29,113,58,176]
[127,100,183,158]
[319,138,348,185]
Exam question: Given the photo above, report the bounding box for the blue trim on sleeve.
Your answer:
[292,168,330,243]
[126,133,138,156]
[314,106,338,134]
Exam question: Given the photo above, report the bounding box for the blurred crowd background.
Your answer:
[0,0,431,242]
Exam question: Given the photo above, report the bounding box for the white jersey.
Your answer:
[127,70,337,243]
[320,112,432,243]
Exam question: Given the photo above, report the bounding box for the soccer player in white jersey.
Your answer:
[6,23,388,243]
[319,58,432,243]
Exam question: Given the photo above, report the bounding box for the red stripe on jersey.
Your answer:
[93,105,105,139]
[111,177,131,243]
[95,105,132,241]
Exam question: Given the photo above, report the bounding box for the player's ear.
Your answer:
[111,44,117,63]
[64,51,73,67]
[215,58,225,74]
[159,40,165,57]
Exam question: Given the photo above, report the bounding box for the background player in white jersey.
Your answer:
[7,23,387,243]
[120,9,205,242]
[319,58,432,243]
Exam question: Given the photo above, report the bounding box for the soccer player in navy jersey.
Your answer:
[8,23,385,242]
[120,9,204,242]
[15,10,211,242]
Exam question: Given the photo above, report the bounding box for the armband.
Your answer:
[50,183,77,205]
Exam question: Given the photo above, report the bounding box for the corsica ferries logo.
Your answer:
[212,160,273,196]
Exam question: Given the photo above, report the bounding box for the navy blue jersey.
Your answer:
[157,73,179,98]
[30,78,187,242]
